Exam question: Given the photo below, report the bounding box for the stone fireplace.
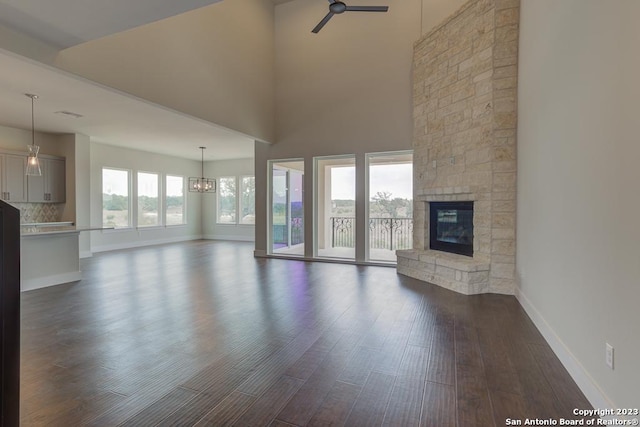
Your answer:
[397,0,519,295]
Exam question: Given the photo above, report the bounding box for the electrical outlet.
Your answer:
[606,343,614,370]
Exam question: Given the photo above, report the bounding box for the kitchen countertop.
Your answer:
[22,221,74,227]
[21,225,114,236]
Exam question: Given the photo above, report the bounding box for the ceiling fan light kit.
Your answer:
[312,0,389,34]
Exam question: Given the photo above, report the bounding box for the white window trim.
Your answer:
[165,174,187,226]
[136,170,162,228]
[216,176,238,225]
[102,167,133,229]
[239,175,256,226]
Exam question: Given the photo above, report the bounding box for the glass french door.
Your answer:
[270,161,304,256]
[314,155,356,260]
[366,151,413,262]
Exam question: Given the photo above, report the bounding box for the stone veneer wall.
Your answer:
[397,0,518,294]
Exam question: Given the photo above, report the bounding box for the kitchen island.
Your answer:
[21,223,112,291]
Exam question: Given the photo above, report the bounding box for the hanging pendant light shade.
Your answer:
[25,93,42,176]
[189,147,215,193]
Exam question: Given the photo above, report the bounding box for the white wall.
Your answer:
[0,124,62,155]
[274,0,420,155]
[67,134,93,257]
[203,157,255,241]
[255,0,465,256]
[517,0,640,408]
[54,0,275,144]
[55,134,77,223]
[90,142,203,252]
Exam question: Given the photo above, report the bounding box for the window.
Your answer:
[102,168,131,228]
[137,172,160,227]
[315,156,356,260]
[166,175,186,225]
[269,163,304,255]
[215,175,255,225]
[367,151,413,262]
[217,177,237,224]
[240,176,255,224]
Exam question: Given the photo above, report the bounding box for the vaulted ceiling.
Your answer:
[0,0,223,48]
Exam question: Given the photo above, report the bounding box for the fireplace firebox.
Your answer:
[429,201,474,256]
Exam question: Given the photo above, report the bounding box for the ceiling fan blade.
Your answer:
[345,6,389,12]
[312,12,334,33]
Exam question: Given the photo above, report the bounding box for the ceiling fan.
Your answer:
[312,0,389,34]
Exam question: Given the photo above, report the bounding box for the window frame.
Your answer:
[239,175,256,225]
[102,167,133,229]
[136,171,162,228]
[165,174,187,226]
[216,176,238,225]
[313,155,357,260]
[214,174,256,226]
[365,150,414,263]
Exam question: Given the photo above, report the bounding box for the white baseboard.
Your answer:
[203,234,255,242]
[515,286,614,410]
[79,250,93,259]
[21,271,82,292]
[91,235,203,253]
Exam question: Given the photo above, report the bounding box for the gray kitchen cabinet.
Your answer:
[45,158,66,203]
[0,154,27,202]
[27,158,66,203]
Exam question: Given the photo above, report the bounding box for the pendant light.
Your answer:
[25,93,42,176]
[189,147,215,193]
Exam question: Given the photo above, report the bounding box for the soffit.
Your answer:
[0,50,254,161]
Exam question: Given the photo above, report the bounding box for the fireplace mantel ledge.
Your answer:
[416,186,477,202]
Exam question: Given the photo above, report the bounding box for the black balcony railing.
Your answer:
[273,217,304,246]
[331,217,413,251]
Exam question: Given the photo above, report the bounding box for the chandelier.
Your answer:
[188,147,215,193]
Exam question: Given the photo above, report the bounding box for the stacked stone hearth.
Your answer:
[397,0,519,294]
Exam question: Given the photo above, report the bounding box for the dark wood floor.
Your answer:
[20,240,591,426]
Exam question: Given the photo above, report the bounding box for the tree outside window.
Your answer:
[240,176,255,224]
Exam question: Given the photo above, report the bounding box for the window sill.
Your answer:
[102,227,134,233]
[137,226,164,231]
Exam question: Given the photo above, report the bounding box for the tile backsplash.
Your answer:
[11,202,62,223]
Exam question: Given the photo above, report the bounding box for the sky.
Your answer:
[331,164,413,200]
